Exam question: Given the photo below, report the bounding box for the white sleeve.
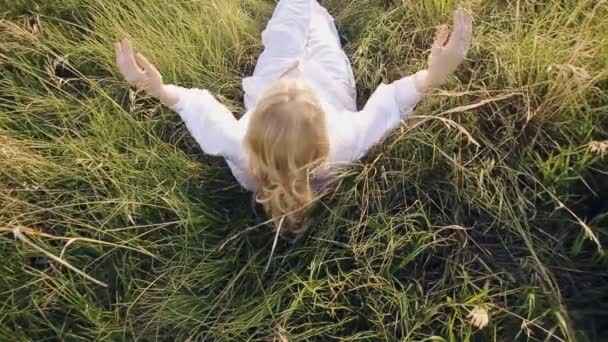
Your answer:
[163,84,243,160]
[329,72,426,163]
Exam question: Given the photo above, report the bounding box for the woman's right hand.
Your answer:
[115,38,177,106]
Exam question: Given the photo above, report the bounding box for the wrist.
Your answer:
[158,84,178,107]
[420,68,449,92]
[414,70,431,93]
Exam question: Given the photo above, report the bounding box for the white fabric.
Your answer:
[164,0,424,191]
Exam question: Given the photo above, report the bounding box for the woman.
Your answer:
[115,0,472,236]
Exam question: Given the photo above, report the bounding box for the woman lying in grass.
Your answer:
[115,0,472,236]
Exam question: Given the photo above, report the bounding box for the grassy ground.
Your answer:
[1,0,607,340]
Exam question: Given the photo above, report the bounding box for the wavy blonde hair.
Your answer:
[244,80,329,236]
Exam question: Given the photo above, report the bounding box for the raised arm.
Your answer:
[416,9,473,92]
[115,39,242,158]
[330,10,473,163]
[115,38,178,107]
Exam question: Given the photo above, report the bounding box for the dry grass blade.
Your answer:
[468,305,490,329]
[1,226,156,257]
[10,227,108,287]
[407,114,481,148]
[588,140,608,157]
[435,92,522,116]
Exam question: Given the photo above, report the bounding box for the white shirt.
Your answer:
[163,0,425,191]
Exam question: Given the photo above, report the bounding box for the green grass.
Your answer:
[1,0,607,340]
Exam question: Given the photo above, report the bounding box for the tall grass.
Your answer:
[1,0,607,340]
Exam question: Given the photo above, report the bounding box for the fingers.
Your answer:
[122,39,141,70]
[463,12,473,47]
[120,38,136,60]
[457,9,473,48]
[134,52,164,96]
[114,38,163,96]
[432,24,451,49]
[115,41,124,67]
[448,9,472,52]
[116,38,146,82]
[134,53,159,77]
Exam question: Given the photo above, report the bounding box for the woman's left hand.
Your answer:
[416,9,473,92]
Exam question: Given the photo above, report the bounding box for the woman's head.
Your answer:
[244,80,329,236]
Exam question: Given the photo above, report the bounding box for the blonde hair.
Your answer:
[244,80,329,237]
